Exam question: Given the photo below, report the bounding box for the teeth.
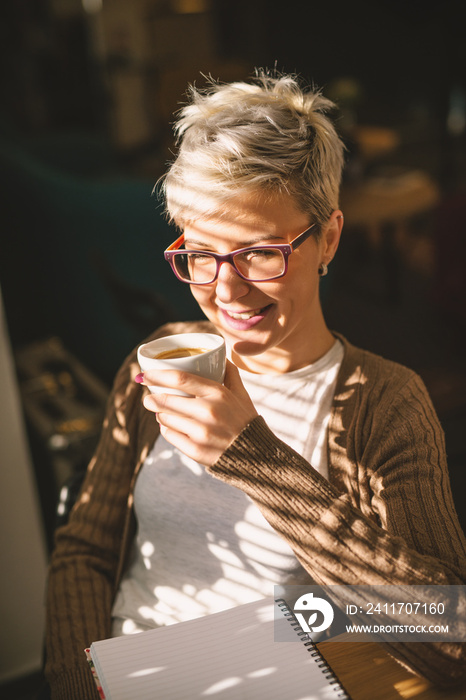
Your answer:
[227,309,258,320]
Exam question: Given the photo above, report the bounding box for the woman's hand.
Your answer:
[139,360,258,466]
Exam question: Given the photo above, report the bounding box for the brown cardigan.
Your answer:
[45,322,466,699]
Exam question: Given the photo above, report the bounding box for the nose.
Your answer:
[214,260,251,304]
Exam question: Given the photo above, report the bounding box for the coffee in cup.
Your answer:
[137,332,226,396]
[154,347,207,360]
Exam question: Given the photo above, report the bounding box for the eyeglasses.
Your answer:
[164,223,318,285]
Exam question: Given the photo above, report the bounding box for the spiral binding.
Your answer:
[275,598,351,699]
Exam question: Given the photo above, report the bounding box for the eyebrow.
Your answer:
[183,234,285,249]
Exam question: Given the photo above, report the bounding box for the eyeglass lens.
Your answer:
[172,248,286,283]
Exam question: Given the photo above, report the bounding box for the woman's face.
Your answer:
[183,192,342,373]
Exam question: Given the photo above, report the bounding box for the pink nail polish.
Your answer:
[135,372,144,384]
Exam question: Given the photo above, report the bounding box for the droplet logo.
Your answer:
[294,592,334,634]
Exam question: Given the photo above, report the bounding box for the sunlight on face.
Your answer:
[186,192,327,373]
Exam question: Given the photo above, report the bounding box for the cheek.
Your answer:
[190,286,214,312]
[268,273,307,304]
[287,255,320,294]
[190,286,205,303]
[274,274,319,319]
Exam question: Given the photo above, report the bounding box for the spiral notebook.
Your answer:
[85,597,350,699]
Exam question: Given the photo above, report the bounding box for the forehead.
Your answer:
[182,192,310,249]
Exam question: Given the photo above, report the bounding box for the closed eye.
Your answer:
[186,252,214,263]
[239,248,280,261]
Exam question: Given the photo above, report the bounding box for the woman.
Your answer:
[44,73,466,699]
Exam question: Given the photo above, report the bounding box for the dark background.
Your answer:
[1,2,465,695]
[1,0,465,370]
[1,0,465,376]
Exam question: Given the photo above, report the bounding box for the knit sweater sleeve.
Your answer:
[44,348,145,700]
[207,372,466,686]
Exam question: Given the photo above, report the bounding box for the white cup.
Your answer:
[137,332,226,396]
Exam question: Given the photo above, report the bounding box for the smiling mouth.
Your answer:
[219,304,274,327]
[226,309,260,320]
[221,304,272,321]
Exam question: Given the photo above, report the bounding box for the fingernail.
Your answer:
[135,372,145,384]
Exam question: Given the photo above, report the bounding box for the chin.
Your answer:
[206,311,279,357]
[224,331,277,358]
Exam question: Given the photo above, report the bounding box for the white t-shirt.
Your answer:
[111,340,343,636]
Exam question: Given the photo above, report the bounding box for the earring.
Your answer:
[318,262,328,277]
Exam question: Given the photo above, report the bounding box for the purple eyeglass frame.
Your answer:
[164,223,318,285]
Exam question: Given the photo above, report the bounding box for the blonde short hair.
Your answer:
[161,71,345,230]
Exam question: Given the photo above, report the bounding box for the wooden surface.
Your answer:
[317,636,466,700]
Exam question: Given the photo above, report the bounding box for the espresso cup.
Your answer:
[137,332,226,396]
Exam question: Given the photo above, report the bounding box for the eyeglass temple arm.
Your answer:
[165,233,185,252]
[290,223,318,251]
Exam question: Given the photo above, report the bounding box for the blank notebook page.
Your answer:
[90,598,345,700]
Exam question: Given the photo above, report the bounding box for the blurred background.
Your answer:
[1,1,465,697]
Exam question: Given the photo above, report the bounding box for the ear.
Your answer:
[320,210,344,264]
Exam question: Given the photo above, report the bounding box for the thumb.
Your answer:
[223,359,246,391]
[223,359,259,421]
